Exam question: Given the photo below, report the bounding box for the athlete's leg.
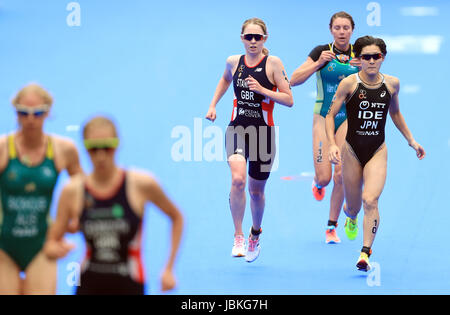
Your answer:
[328,120,348,222]
[248,176,268,237]
[0,249,21,295]
[23,251,57,295]
[341,142,363,219]
[361,145,387,249]
[245,175,267,263]
[312,114,332,187]
[228,154,247,236]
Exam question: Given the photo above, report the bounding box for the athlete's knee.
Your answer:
[316,173,331,187]
[362,195,379,212]
[248,188,265,202]
[231,176,246,192]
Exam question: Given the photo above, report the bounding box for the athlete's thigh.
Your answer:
[342,143,363,209]
[228,154,247,181]
[333,120,348,177]
[312,114,332,180]
[23,251,57,295]
[248,176,268,194]
[0,249,21,294]
[335,120,348,151]
[362,145,387,201]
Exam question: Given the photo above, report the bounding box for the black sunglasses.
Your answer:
[360,53,384,61]
[242,34,266,41]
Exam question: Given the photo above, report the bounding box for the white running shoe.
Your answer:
[245,231,261,263]
[231,234,246,257]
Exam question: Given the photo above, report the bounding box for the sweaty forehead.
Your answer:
[361,45,382,55]
[243,24,265,34]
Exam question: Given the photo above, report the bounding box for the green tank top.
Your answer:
[0,134,59,244]
[314,43,359,120]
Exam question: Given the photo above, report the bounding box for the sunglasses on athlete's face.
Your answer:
[84,138,119,154]
[360,53,384,61]
[242,34,266,41]
[15,104,49,118]
[87,147,117,154]
[17,110,47,118]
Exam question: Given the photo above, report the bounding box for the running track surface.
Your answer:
[0,0,449,294]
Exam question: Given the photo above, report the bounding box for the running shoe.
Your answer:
[344,217,358,241]
[325,225,341,244]
[245,230,261,263]
[312,179,325,201]
[231,234,246,257]
[356,252,371,272]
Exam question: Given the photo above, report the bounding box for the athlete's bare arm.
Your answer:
[53,136,83,175]
[325,75,355,163]
[44,175,84,259]
[0,136,7,173]
[62,139,83,176]
[247,56,293,107]
[206,55,241,122]
[386,75,426,159]
[137,173,183,292]
[291,50,336,86]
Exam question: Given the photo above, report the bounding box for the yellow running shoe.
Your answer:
[356,252,371,272]
[344,217,358,240]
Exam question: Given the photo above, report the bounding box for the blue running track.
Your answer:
[0,0,449,295]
